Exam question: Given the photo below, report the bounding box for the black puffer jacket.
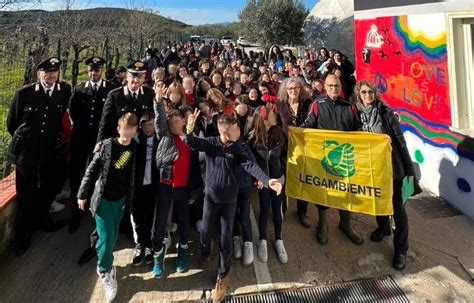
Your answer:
[301,96,359,131]
[249,125,287,179]
[377,101,416,180]
[153,99,178,180]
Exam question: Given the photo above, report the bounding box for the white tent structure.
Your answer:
[304,0,355,60]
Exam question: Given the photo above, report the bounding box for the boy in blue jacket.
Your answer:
[185,110,282,302]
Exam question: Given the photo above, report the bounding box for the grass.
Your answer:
[0,56,132,179]
[0,61,21,178]
[0,58,87,179]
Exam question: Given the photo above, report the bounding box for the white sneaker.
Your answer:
[99,266,118,302]
[257,239,268,263]
[242,241,254,266]
[163,233,172,250]
[49,200,65,213]
[170,223,178,233]
[275,240,288,264]
[232,236,243,259]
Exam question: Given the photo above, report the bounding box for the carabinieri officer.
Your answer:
[75,60,155,265]
[7,57,72,255]
[68,56,117,233]
[97,60,155,143]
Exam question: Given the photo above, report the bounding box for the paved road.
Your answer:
[0,190,473,302]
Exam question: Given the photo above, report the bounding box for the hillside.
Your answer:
[0,7,190,34]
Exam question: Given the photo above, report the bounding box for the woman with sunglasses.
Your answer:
[354,80,417,270]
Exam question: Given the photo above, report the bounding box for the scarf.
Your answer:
[357,101,384,134]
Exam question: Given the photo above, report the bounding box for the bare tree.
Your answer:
[23,26,50,84]
[122,0,168,61]
[1,0,42,11]
[304,16,338,49]
[0,1,47,83]
[54,0,96,86]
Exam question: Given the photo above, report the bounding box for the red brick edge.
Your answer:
[0,172,16,212]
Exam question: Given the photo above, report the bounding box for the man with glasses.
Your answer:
[68,57,117,234]
[301,74,363,246]
[7,57,72,255]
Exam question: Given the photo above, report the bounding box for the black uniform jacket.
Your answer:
[69,80,116,133]
[97,85,155,141]
[7,81,71,166]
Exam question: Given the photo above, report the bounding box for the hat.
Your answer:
[85,56,107,69]
[37,57,62,71]
[127,60,148,76]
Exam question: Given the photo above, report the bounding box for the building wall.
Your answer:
[354,12,474,219]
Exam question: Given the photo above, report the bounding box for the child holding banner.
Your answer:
[354,80,418,270]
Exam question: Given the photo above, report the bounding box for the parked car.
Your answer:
[220,36,234,45]
[190,35,201,43]
[237,36,251,46]
[201,35,215,45]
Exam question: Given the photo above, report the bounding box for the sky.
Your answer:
[13,0,318,25]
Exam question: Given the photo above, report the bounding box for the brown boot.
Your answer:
[338,210,364,245]
[212,275,230,302]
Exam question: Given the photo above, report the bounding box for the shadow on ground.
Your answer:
[0,189,473,302]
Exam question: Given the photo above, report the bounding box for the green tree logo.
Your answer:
[321,141,355,177]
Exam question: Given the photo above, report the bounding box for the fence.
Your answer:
[0,32,189,180]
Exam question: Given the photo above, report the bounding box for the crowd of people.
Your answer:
[6,40,417,302]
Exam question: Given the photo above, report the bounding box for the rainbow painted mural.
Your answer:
[394,16,447,58]
[355,13,474,218]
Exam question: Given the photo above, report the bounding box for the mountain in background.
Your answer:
[0,7,190,32]
[200,22,233,26]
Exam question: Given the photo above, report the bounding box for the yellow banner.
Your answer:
[286,127,394,216]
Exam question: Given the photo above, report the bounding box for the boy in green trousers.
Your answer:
[77,112,138,302]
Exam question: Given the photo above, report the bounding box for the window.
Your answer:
[447,14,474,136]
